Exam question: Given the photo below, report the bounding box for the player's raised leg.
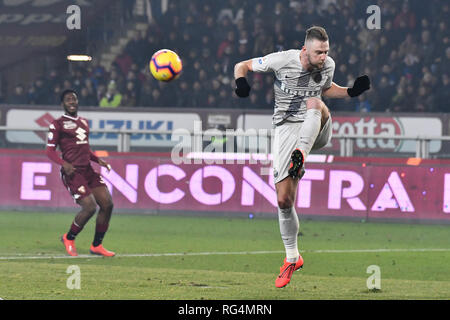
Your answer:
[289,97,329,178]
[61,195,97,256]
[89,186,115,257]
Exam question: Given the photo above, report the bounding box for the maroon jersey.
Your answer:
[47,114,92,167]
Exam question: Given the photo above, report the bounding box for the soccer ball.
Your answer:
[149,49,182,82]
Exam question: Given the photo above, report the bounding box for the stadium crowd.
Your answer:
[4,0,450,113]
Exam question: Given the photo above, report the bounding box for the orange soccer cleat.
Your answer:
[89,244,115,257]
[61,233,78,256]
[275,255,304,288]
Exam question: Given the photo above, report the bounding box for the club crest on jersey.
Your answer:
[63,121,77,130]
[273,169,278,178]
[80,119,88,127]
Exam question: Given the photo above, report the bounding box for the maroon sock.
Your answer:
[67,221,82,240]
[93,223,109,247]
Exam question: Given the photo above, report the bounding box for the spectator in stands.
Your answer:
[252,26,274,56]
[390,86,406,112]
[122,81,138,107]
[436,47,450,78]
[398,33,418,59]
[78,86,98,107]
[113,52,133,78]
[354,95,372,113]
[99,81,122,108]
[394,2,416,30]
[402,51,421,79]
[33,78,52,105]
[150,88,163,106]
[47,69,61,91]
[434,73,450,112]
[139,82,152,106]
[124,31,148,69]
[418,30,435,66]
[5,0,449,114]
[191,81,204,107]
[125,70,141,103]
[51,84,62,105]
[9,84,28,104]
[415,85,435,112]
[62,79,72,91]
[371,76,395,111]
[175,80,191,108]
[205,93,217,109]
[96,83,107,105]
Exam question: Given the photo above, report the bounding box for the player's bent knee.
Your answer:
[305,97,324,110]
[278,196,294,209]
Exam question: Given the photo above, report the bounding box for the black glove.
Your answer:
[235,77,251,97]
[347,75,370,97]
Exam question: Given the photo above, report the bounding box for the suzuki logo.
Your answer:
[76,127,87,142]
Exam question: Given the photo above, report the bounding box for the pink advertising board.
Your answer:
[1,150,450,222]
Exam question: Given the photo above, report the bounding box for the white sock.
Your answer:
[297,108,322,158]
[278,206,300,263]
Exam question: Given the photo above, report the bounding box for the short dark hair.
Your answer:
[305,26,329,43]
[60,89,77,102]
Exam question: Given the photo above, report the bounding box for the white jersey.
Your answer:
[252,49,335,125]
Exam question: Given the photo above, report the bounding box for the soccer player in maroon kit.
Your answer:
[46,89,115,257]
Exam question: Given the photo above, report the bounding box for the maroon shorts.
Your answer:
[61,165,106,201]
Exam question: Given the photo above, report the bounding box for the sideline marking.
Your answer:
[0,248,449,261]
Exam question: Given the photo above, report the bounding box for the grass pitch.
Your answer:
[0,211,449,300]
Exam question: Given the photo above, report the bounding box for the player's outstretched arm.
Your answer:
[234,59,253,98]
[322,82,349,99]
[323,75,371,99]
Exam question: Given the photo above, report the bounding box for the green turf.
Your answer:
[0,211,449,300]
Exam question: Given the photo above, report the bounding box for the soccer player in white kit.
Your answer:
[234,26,370,288]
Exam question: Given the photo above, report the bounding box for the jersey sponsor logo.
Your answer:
[75,127,87,143]
[6,109,201,147]
[63,121,77,130]
[331,116,442,153]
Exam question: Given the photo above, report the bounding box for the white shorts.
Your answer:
[272,116,332,184]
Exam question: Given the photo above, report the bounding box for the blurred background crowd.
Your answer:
[3,0,449,113]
